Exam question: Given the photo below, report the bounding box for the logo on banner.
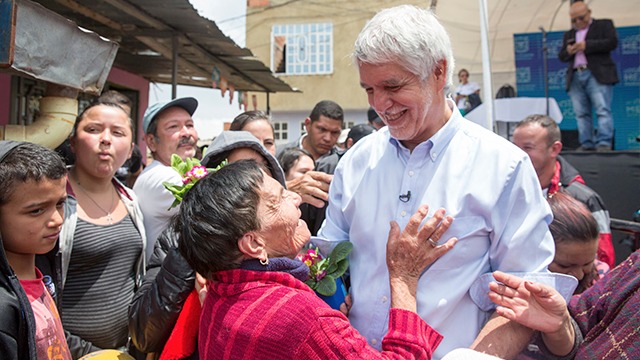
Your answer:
[514,36,530,53]
[621,34,640,55]
[549,69,567,90]
[623,66,640,86]
[516,67,531,83]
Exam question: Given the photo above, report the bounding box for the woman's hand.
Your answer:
[489,271,570,334]
[489,271,575,356]
[386,205,456,282]
[386,205,456,311]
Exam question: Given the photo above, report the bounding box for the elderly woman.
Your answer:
[128,131,285,358]
[178,160,457,359]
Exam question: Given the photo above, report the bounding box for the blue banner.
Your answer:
[515,26,640,150]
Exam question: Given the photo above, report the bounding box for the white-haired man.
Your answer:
[319,5,555,358]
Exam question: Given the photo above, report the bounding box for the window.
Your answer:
[271,23,333,75]
[274,122,288,141]
[344,121,355,129]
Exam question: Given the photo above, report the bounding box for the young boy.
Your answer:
[0,140,71,360]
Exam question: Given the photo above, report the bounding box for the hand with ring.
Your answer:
[385,205,457,311]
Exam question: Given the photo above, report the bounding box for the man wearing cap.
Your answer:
[133,97,199,258]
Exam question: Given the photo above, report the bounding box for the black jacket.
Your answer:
[0,236,38,360]
[128,226,196,356]
[559,18,619,91]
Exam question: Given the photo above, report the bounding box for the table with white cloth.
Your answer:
[465,97,563,140]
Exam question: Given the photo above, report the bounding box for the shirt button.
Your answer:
[432,152,437,159]
[408,170,415,176]
[381,296,388,303]
[400,211,407,217]
[371,339,378,345]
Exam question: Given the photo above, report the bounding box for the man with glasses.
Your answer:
[512,114,615,269]
[559,1,618,152]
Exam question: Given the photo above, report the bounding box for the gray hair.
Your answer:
[353,5,455,86]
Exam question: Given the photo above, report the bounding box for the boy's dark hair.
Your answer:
[308,100,344,123]
[0,141,67,205]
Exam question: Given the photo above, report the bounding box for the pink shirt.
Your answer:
[20,268,72,360]
[574,20,592,68]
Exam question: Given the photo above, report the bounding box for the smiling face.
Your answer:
[147,107,198,166]
[513,124,557,178]
[71,104,134,178]
[359,61,449,151]
[254,175,310,258]
[0,178,67,261]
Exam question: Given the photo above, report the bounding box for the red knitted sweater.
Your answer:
[199,269,442,359]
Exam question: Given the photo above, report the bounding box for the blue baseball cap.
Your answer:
[142,97,198,134]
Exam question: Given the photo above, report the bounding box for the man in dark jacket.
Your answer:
[558,1,618,151]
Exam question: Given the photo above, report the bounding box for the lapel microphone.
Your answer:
[399,191,411,203]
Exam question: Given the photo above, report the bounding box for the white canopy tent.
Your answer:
[432,0,640,129]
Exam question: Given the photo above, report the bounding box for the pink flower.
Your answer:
[191,166,208,179]
[182,176,192,184]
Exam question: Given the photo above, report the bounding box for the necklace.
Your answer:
[74,177,116,225]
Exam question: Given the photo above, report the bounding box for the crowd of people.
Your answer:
[0,2,635,360]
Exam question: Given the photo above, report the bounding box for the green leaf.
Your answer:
[329,241,353,263]
[326,261,338,274]
[315,275,336,296]
[170,154,182,169]
[305,279,317,290]
[328,259,349,278]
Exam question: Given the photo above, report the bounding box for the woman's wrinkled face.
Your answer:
[255,174,310,258]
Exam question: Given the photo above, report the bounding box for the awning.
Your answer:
[31,0,295,93]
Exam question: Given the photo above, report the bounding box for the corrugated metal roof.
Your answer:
[31,0,295,93]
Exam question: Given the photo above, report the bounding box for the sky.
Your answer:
[148,0,247,140]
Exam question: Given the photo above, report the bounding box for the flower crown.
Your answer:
[163,154,226,209]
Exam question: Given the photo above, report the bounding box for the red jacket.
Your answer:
[200,269,442,360]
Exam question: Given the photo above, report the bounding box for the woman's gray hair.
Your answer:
[177,160,264,277]
[353,4,455,86]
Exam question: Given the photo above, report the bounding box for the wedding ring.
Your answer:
[427,237,438,248]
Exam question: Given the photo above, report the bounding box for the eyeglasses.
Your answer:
[571,13,589,23]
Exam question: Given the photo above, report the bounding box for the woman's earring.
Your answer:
[260,257,269,266]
